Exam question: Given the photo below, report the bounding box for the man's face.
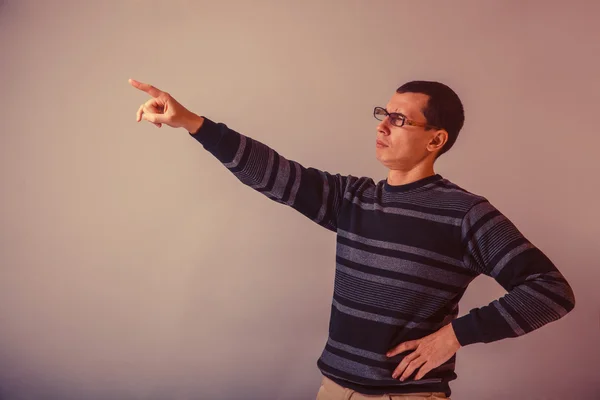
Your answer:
[375,92,439,169]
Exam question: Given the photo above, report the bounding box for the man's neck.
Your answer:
[387,164,436,186]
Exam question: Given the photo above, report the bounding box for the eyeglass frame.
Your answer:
[373,106,442,130]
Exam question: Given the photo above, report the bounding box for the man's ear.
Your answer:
[427,129,448,153]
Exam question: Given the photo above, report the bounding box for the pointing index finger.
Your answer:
[129,78,163,98]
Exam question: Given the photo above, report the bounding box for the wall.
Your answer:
[0,0,598,398]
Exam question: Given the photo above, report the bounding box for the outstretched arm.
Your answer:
[130,78,355,231]
[189,116,353,231]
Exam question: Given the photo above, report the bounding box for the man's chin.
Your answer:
[375,156,390,167]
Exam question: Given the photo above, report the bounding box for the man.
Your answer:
[129,78,575,399]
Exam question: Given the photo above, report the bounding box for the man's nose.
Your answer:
[377,120,391,135]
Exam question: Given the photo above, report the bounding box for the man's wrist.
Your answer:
[448,322,462,350]
[184,113,205,134]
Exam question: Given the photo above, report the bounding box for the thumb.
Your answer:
[142,112,168,125]
[387,340,419,358]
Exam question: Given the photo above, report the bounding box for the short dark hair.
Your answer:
[396,81,464,157]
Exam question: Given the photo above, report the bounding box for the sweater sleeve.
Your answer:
[188,117,356,232]
[451,200,576,346]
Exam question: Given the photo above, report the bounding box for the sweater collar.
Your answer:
[383,174,443,193]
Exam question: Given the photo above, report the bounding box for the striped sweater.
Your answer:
[189,117,576,397]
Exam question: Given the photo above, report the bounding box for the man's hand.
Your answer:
[386,323,461,381]
[129,78,204,133]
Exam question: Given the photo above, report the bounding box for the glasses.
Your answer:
[373,107,440,130]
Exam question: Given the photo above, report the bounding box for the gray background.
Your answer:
[0,0,598,399]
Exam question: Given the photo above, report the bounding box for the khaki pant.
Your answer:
[316,376,450,400]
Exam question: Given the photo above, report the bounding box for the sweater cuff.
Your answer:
[451,314,482,347]
[188,117,224,150]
